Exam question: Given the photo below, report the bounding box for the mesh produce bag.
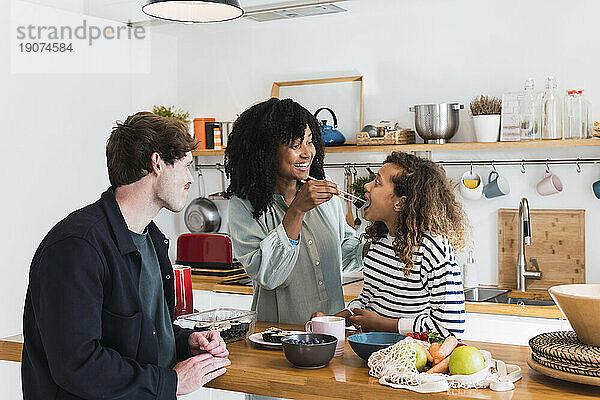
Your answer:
[368,337,522,393]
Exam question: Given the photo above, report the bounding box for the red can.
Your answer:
[173,265,194,319]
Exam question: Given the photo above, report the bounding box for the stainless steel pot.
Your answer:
[409,103,464,144]
[184,170,221,232]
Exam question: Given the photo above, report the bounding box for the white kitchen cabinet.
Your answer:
[192,289,213,311]
[462,312,572,346]
[210,292,253,310]
[179,388,244,400]
[0,361,22,400]
[192,290,253,311]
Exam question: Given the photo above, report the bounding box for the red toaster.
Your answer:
[176,233,241,271]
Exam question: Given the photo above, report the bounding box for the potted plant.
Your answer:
[469,95,502,142]
[152,105,191,126]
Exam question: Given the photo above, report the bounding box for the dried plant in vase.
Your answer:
[470,95,502,142]
[470,95,502,116]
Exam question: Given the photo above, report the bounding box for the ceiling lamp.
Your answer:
[142,0,244,23]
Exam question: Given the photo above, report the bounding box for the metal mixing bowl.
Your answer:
[281,333,337,368]
[409,103,464,144]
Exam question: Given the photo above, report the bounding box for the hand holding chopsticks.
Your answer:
[304,176,366,208]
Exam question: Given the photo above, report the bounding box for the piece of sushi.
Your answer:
[262,327,294,343]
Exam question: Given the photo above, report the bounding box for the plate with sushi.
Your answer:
[248,327,304,347]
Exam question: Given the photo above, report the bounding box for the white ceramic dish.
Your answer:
[248,331,304,347]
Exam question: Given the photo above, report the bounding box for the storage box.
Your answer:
[176,308,256,343]
[193,118,215,150]
[356,129,415,145]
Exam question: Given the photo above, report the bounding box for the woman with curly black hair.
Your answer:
[316,152,469,338]
[225,98,364,325]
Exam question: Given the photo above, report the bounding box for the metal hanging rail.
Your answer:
[194,158,599,171]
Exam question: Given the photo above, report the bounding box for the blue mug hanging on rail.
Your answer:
[314,107,345,146]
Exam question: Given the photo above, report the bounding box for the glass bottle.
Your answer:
[541,77,563,140]
[571,90,584,139]
[519,78,541,140]
[564,90,579,139]
[579,90,593,138]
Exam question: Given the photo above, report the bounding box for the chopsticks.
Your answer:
[305,176,366,208]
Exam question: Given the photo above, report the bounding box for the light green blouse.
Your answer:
[228,193,364,325]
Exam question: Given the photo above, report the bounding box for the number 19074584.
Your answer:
[19,42,73,52]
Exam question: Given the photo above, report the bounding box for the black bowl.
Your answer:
[280,333,337,369]
[347,332,406,361]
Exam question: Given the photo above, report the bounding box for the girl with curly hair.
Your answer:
[316,152,469,338]
[225,98,364,325]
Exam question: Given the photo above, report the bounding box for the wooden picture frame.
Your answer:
[270,75,364,130]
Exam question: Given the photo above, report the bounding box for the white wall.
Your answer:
[0,0,179,338]
[175,0,600,285]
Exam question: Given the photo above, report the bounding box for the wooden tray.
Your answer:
[498,209,585,290]
[356,130,415,145]
[528,355,600,387]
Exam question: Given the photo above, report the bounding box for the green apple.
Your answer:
[448,346,485,375]
[410,342,428,372]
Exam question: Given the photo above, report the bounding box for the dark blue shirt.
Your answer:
[22,187,193,400]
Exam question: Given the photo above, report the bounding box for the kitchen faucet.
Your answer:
[516,197,542,291]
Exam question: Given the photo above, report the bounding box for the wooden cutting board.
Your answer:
[498,209,585,290]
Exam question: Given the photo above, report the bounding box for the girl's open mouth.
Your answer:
[362,198,371,211]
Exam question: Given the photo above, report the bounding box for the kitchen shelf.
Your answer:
[192,138,599,157]
[193,149,227,156]
[324,138,599,153]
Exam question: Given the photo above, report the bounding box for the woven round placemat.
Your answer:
[529,331,600,368]
[531,351,600,377]
[528,355,600,386]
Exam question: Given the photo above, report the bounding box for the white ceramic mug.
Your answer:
[305,316,345,357]
[536,172,563,196]
[459,170,483,201]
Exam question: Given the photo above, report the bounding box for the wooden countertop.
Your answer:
[4,322,598,399]
[206,322,600,399]
[193,276,566,319]
[0,334,22,363]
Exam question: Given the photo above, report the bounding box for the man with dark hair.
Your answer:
[22,112,230,399]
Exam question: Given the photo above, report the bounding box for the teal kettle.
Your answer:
[314,107,345,146]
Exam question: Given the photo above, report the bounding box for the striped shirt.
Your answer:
[348,233,465,337]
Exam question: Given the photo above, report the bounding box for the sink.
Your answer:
[491,294,555,306]
[464,287,555,306]
[464,287,510,302]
